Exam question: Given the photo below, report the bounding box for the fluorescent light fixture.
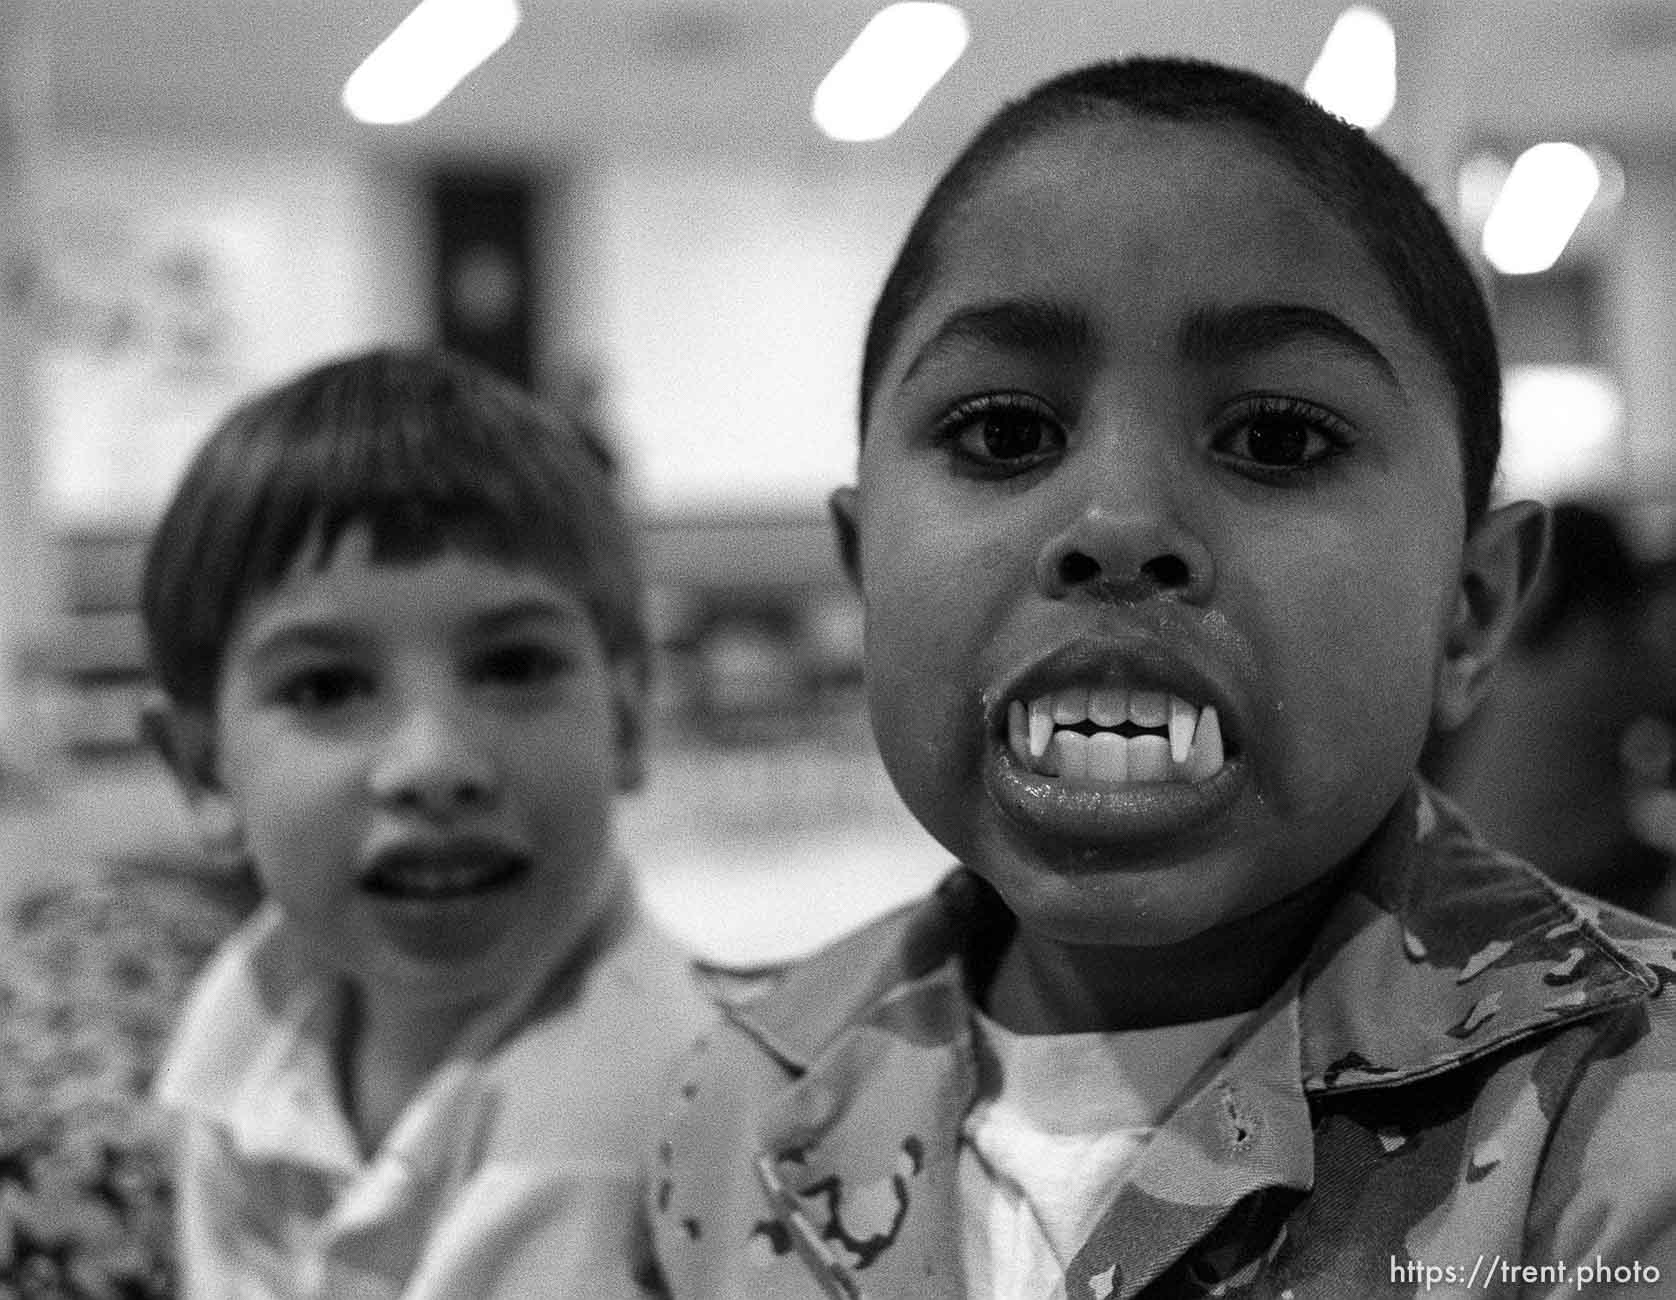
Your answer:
[1499,364,1622,499]
[1304,6,1396,130]
[343,0,520,126]
[813,3,969,143]
[1481,142,1601,275]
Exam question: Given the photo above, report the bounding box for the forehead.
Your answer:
[232,526,593,649]
[881,115,1446,410]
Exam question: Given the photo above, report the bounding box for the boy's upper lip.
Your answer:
[986,631,1244,746]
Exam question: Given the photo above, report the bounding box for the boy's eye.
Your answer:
[1212,398,1352,476]
[936,394,1066,475]
[275,666,372,713]
[472,642,569,688]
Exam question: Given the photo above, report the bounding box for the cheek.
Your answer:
[1246,524,1453,803]
[236,747,352,854]
[858,496,1001,693]
[511,697,619,813]
[857,503,1002,837]
[857,477,1019,643]
[527,743,614,827]
[862,581,975,769]
[214,709,356,855]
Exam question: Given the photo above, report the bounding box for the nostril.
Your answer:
[389,779,492,813]
[1141,554,1191,588]
[1058,552,1101,586]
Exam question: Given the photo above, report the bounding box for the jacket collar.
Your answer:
[1290,781,1659,1091]
[727,780,1660,1092]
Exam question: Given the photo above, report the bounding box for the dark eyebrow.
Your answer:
[900,298,1096,384]
[1178,302,1398,383]
[468,599,587,638]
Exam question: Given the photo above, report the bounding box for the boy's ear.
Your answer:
[1432,500,1550,734]
[138,695,248,868]
[829,485,861,587]
[610,658,648,793]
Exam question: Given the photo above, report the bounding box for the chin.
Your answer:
[976,846,1250,950]
[364,952,523,1008]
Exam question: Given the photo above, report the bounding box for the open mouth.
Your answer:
[360,845,529,901]
[1006,686,1228,784]
[984,639,1248,845]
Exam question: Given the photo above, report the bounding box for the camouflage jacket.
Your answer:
[647,784,1676,1298]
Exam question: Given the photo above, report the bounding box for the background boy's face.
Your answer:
[846,115,1474,949]
[194,526,632,1003]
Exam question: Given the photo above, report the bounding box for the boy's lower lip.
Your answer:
[984,746,1246,846]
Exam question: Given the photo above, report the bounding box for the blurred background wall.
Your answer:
[2,0,1675,957]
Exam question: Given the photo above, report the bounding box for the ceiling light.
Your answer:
[1499,364,1622,498]
[342,0,520,126]
[1304,6,1396,130]
[1481,143,1602,275]
[812,3,969,143]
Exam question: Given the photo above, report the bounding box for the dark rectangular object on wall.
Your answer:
[430,170,535,387]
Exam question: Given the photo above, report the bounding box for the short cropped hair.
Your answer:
[142,346,646,711]
[860,56,1502,526]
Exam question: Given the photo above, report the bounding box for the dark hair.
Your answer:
[142,346,645,710]
[860,56,1502,525]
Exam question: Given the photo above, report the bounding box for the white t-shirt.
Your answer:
[959,1007,1249,1299]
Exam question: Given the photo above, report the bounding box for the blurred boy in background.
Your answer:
[144,347,710,1296]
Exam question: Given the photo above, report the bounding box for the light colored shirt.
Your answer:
[154,886,713,1299]
[958,1008,1248,1299]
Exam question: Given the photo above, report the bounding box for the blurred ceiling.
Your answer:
[19,0,1676,168]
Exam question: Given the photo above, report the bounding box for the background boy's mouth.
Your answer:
[359,847,529,900]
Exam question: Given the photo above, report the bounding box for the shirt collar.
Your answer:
[155,902,366,1174]
[1293,781,1659,1091]
[155,867,644,1173]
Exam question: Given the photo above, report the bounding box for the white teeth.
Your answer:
[1129,734,1171,781]
[1129,690,1168,728]
[1169,695,1196,763]
[1087,731,1127,782]
[1052,731,1088,779]
[1029,698,1054,760]
[1088,686,1127,727]
[1010,689,1229,786]
[1183,705,1224,781]
[1052,686,1088,725]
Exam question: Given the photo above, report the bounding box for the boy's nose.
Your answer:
[370,707,499,817]
[1035,501,1215,603]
